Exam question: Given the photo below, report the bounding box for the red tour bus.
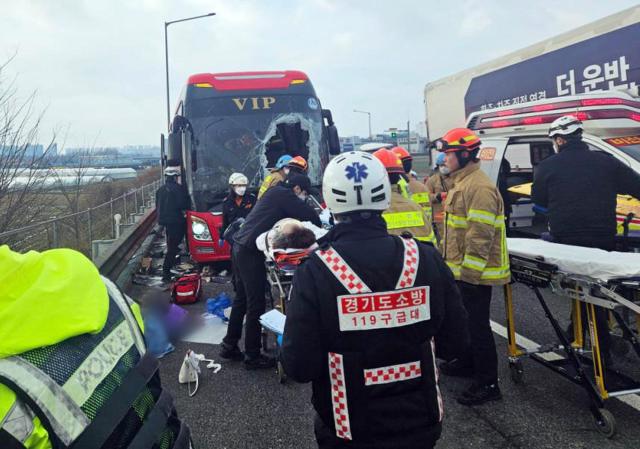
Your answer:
[163,70,340,263]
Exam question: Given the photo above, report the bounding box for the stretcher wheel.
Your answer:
[594,408,616,438]
[509,360,524,384]
[277,360,287,384]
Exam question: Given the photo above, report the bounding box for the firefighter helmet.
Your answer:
[322,151,390,215]
[434,128,482,153]
[275,154,293,169]
[372,148,404,174]
[287,156,308,172]
[391,146,412,161]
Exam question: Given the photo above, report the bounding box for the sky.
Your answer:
[1,0,638,148]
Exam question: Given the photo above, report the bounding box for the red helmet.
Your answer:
[391,146,412,161]
[287,156,308,172]
[434,128,481,153]
[372,148,404,174]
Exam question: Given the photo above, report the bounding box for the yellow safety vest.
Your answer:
[383,189,436,244]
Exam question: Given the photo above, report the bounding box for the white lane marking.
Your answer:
[490,320,640,411]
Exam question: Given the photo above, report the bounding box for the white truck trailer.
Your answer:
[423,5,640,141]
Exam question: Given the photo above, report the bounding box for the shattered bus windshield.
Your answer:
[185,93,327,211]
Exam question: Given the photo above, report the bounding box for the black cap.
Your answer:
[285,173,315,194]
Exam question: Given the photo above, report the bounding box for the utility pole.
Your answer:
[164,12,216,132]
[407,120,411,153]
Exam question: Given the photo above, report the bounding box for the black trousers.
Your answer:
[163,223,185,276]
[555,235,614,361]
[313,414,437,449]
[223,243,267,358]
[458,281,498,385]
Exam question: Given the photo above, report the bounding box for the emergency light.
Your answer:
[469,96,640,131]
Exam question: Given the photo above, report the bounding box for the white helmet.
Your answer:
[322,151,390,215]
[228,172,248,185]
[548,115,584,138]
[164,166,181,177]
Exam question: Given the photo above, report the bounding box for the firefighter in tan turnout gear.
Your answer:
[282,150,469,449]
[391,146,433,220]
[373,148,437,245]
[435,128,511,406]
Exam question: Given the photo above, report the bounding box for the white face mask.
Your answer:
[283,167,291,175]
[552,141,559,153]
[234,186,247,196]
[296,192,307,202]
[440,166,450,175]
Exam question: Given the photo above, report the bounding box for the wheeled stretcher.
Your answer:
[505,238,640,438]
[257,220,327,383]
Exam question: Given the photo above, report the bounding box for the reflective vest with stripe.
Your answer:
[0,277,191,449]
[383,189,436,245]
[408,178,432,220]
[315,237,443,442]
[257,170,285,199]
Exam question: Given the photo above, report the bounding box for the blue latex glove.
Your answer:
[277,334,283,347]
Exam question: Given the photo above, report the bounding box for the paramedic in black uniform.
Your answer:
[220,173,321,369]
[282,151,469,449]
[533,115,640,366]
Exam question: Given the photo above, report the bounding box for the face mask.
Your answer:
[283,168,291,175]
[552,141,559,153]
[296,193,307,202]
[440,166,450,175]
[234,186,246,196]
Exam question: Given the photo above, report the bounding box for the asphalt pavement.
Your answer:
[127,268,640,449]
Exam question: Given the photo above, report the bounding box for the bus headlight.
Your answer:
[191,216,212,241]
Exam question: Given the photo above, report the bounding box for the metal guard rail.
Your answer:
[95,206,157,283]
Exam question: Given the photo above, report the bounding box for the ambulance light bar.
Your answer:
[472,96,640,130]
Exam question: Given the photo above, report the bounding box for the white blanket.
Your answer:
[507,238,640,281]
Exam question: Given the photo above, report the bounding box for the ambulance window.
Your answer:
[531,143,554,166]
[503,143,532,172]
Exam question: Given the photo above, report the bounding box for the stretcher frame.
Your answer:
[505,254,640,438]
[264,259,296,383]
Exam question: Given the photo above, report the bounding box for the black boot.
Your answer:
[244,354,276,370]
[457,382,502,406]
[219,343,244,361]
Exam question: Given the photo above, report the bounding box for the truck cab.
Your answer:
[465,90,640,237]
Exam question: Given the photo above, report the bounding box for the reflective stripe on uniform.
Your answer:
[0,357,90,446]
[317,248,371,294]
[411,192,430,205]
[102,276,146,355]
[328,352,352,440]
[1,400,34,444]
[383,211,425,230]
[363,361,422,386]
[446,261,510,281]
[63,320,135,407]
[396,238,419,289]
[416,233,436,244]
[446,261,460,277]
[258,174,273,197]
[430,338,444,422]
[398,179,410,199]
[462,254,487,272]
[468,209,506,228]
[446,214,468,229]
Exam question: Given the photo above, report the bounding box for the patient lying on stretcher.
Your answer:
[256,218,328,268]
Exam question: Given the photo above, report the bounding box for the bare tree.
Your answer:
[0,56,58,235]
